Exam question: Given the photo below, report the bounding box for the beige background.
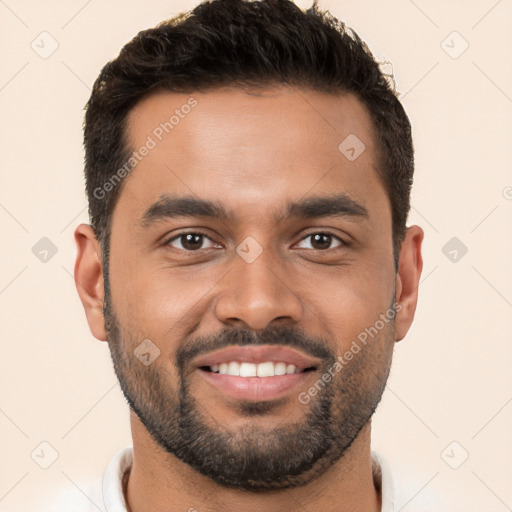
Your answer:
[1,0,511,510]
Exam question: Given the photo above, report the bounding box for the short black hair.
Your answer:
[83,0,414,269]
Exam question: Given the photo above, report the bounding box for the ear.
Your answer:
[74,223,107,341]
[394,225,424,342]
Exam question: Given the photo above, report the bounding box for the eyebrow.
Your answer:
[138,193,369,228]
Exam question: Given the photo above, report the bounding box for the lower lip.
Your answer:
[197,369,314,401]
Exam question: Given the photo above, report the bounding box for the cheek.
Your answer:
[303,256,395,351]
[317,292,391,353]
[113,264,218,351]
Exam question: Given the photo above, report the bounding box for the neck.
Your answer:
[125,412,380,512]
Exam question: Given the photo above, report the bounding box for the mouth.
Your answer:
[193,345,321,401]
[199,361,317,376]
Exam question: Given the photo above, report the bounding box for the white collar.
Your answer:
[103,446,394,511]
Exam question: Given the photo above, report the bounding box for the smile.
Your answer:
[202,360,316,377]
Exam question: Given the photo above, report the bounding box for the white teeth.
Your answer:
[274,362,287,375]
[256,361,274,377]
[227,361,239,376]
[240,362,257,377]
[210,361,307,377]
[286,364,296,374]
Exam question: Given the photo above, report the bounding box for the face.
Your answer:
[80,86,421,491]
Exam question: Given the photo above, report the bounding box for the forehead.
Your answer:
[117,86,388,225]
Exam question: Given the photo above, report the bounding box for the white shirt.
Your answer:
[46,446,447,511]
[102,446,395,512]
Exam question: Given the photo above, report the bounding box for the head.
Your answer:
[75,0,423,492]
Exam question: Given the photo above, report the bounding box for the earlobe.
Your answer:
[74,223,108,341]
[394,225,424,342]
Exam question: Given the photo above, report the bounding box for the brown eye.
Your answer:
[296,233,344,251]
[167,233,215,251]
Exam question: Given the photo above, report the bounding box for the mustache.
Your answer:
[176,325,334,371]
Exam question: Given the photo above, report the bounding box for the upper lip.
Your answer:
[193,345,321,371]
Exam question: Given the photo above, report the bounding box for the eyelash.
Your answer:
[163,231,349,252]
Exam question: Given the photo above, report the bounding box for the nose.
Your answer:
[213,248,303,331]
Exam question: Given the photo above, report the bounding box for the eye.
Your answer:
[295,232,346,251]
[165,232,218,251]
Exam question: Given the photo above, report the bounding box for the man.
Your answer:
[74,0,425,510]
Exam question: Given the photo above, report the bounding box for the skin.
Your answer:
[74,86,423,512]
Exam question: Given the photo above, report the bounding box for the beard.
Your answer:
[103,285,395,492]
